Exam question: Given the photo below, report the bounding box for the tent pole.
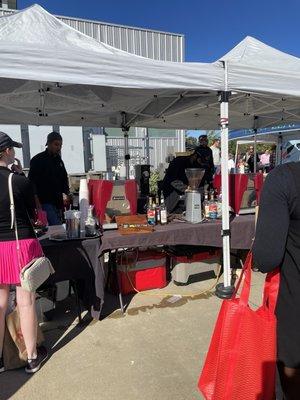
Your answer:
[253,116,258,173]
[254,133,257,173]
[121,112,130,179]
[278,133,283,165]
[216,89,234,299]
[145,128,150,164]
[234,141,239,169]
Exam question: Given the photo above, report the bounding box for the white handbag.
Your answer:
[8,173,54,292]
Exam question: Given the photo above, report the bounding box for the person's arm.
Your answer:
[253,166,295,272]
[171,180,187,193]
[28,157,42,209]
[165,159,187,193]
[61,161,70,195]
[16,176,36,220]
[209,148,215,172]
[206,148,214,183]
[11,158,24,175]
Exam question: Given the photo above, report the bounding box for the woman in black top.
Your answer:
[253,162,300,399]
[0,132,47,374]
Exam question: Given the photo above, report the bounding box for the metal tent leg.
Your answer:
[216,86,234,299]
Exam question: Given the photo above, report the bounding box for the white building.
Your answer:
[0,2,185,173]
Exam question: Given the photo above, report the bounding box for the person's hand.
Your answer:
[63,193,73,209]
[11,158,23,174]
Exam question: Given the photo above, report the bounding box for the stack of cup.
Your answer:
[79,178,89,237]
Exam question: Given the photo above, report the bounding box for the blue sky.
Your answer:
[19,0,300,62]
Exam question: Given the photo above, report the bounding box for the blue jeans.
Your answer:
[42,204,62,226]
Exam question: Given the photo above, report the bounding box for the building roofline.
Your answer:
[55,13,185,38]
[0,7,185,37]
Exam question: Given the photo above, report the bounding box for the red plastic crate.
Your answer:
[117,250,167,295]
[173,249,221,264]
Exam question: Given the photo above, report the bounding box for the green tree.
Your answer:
[185,136,197,150]
[206,130,219,146]
[149,169,160,195]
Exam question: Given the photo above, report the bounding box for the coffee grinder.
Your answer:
[185,168,205,223]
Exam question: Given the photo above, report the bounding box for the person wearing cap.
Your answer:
[197,134,215,179]
[0,131,48,374]
[162,149,211,213]
[28,131,70,226]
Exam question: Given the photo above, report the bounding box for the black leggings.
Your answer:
[278,362,300,400]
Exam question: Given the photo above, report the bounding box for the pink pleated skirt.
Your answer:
[0,239,43,285]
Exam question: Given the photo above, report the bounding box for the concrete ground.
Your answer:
[0,270,265,400]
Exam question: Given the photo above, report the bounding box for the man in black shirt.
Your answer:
[243,145,260,173]
[197,134,215,179]
[162,149,212,213]
[29,132,70,225]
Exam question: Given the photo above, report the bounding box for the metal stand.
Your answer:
[122,112,130,179]
[109,251,125,313]
[216,74,234,299]
[215,282,235,299]
[70,280,82,324]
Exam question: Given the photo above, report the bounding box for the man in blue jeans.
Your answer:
[29,132,71,225]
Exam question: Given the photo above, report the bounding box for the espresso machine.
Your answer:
[185,168,205,223]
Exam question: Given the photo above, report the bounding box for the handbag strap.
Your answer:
[232,251,280,311]
[8,173,20,250]
[232,251,252,306]
[8,173,23,271]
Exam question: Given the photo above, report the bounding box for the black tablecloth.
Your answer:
[100,214,255,253]
[40,237,104,320]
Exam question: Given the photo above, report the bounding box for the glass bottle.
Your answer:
[85,205,97,237]
[160,197,168,225]
[203,191,210,219]
[209,191,218,219]
[155,197,161,224]
[147,197,156,226]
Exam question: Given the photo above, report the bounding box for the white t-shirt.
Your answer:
[210,145,221,166]
[228,159,235,172]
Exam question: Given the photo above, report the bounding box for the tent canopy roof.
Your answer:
[0,5,300,130]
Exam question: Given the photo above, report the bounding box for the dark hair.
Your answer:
[199,135,208,140]
[46,131,63,145]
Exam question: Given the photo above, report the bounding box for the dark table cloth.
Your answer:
[40,237,104,320]
[100,214,255,253]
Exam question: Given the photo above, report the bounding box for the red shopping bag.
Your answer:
[198,253,279,400]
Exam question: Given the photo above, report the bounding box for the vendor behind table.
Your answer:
[161,147,214,214]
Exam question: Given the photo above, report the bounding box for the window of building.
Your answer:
[8,0,17,9]
[0,1,17,9]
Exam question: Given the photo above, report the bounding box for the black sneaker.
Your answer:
[25,346,48,374]
[0,357,4,373]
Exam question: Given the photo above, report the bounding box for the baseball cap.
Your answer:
[46,131,62,145]
[0,131,22,152]
[199,134,208,140]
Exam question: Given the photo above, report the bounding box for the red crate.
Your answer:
[117,250,167,295]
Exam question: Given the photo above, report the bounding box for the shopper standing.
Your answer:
[29,132,70,225]
[253,162,300,399]
[0,131,47,374]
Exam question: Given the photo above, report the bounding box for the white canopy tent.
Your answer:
[1,5,300,296]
